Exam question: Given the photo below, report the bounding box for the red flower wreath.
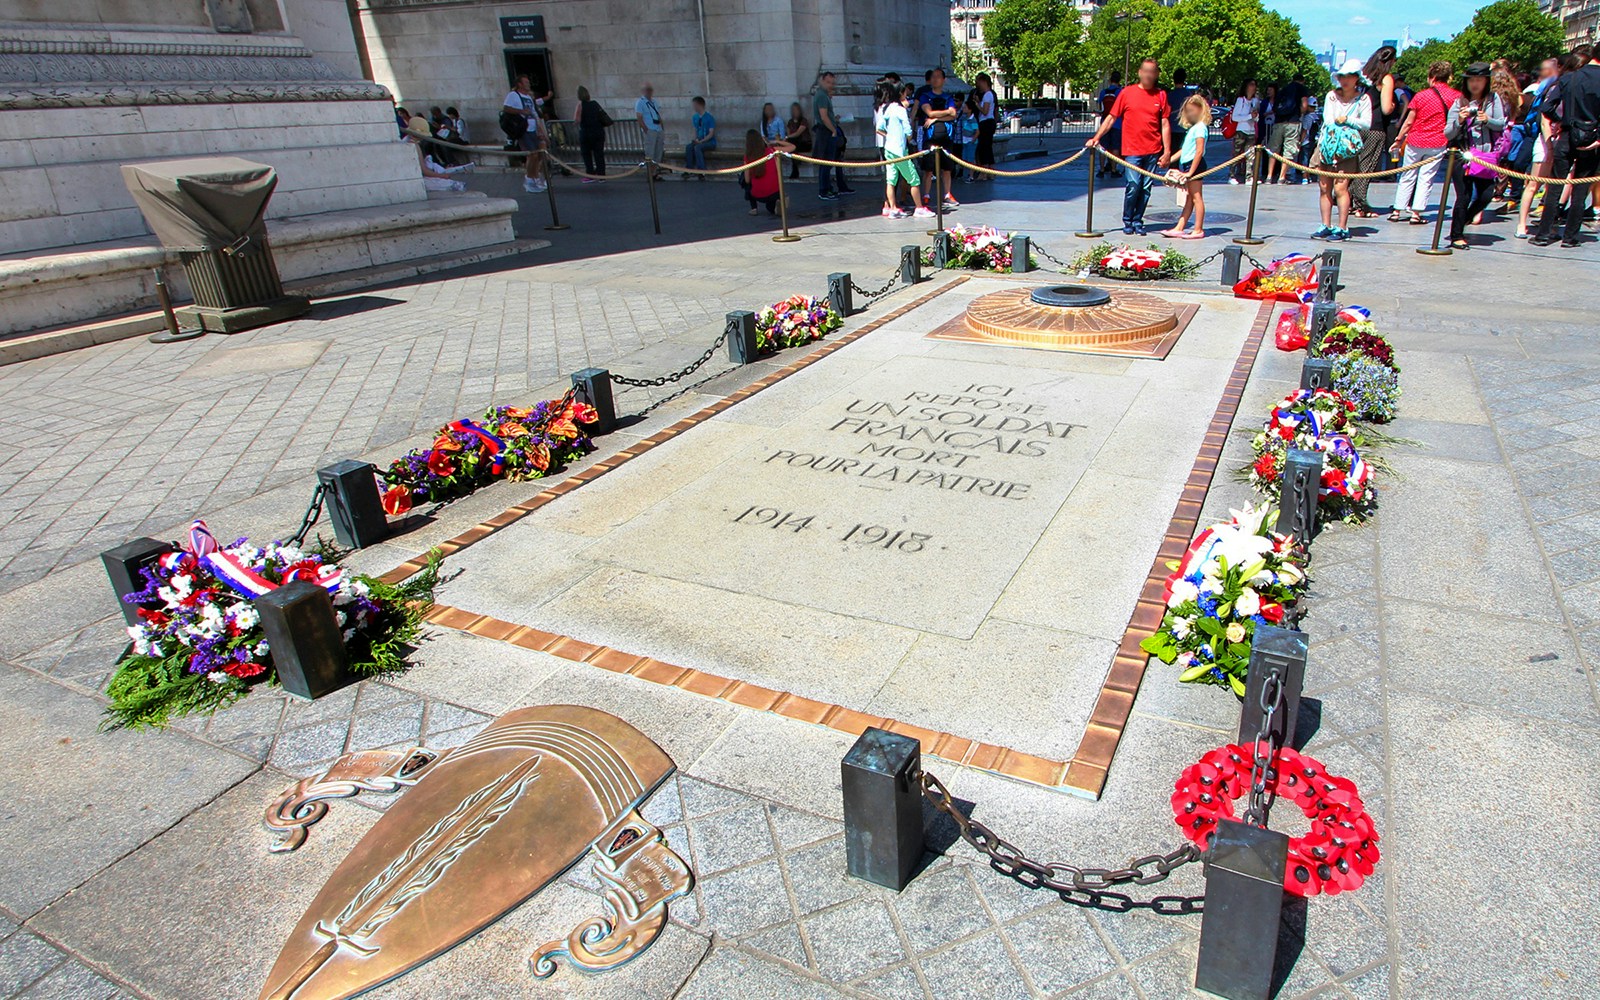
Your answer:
[1171,743,1380,897]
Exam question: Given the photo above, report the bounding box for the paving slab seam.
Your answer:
[7,923,153,1000]
[370,275,971,587]
[1063,298,1277,798]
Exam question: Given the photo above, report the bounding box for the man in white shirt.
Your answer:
[1230,79,1262,183]
[635,83,665,177]
[503,75,546,193]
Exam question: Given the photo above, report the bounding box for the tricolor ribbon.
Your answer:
[203,551,344,599]
[1336,305,1371,324]
[449,419,507,475]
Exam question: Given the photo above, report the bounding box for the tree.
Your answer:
[951,36,989,85]
[1071,0,1166,86]
[1141,0,1323,95]
[1394,37,1456,90]
[984,0,1069,84]
[1450,0,1565,73]
[1013,18,1084,99]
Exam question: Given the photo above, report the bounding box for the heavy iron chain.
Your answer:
[851,268,900,304]
[1244,252,1272,273]
[610,324,732,388]
[919,770,1203,911]
[1030,241,1077,272]
[1241,667,1286,828]
[286,483,327,548]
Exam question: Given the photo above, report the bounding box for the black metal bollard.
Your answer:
[1300,357,1334,391]
[1011,234,1032,273]
[933,231,953,269]
[102,538,173,625]
[900,245,922,286]
[1220,245,1244,286]
[1275,447,1323,542]
[1309,301,1338,351]
[1195,818,1290,1000]
[255,581,353,701]
[828,272,853,318]
[725,310,759,364]
[571,367,616,435]
[841,727,924,891]
[1316,264,1340,303]
[317,461,389,549]
[1236,625,1308,750]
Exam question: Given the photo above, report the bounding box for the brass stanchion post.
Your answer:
[772,154,801,244]
[645,159,661,235]
[927,148,945,236]
[1234,147,1265,246]
[1076,147,1105,239]
[541,156,569,231]
[1418,150,1456,256]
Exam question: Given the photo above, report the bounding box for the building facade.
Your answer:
[355,0,950,153]
[1542,0,1600,48]
[949,0,1104,100]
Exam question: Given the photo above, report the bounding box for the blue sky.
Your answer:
[1265,0,1479,57]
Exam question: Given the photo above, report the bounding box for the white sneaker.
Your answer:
[532,179,548,193]
[523,178,539,192]
[890,209,907,219]
[1228,178,1241,185]
[881,207,896,219]
[913,207,935,218]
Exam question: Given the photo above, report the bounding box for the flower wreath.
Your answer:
[1171,743,1380,897]
[1101,246,1166,275]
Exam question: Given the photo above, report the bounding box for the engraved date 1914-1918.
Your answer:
[732,506,932,553]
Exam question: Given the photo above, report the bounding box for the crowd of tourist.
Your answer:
[392,40,1598,251]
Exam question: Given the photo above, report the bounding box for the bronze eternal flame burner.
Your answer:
[928,283,1195,358]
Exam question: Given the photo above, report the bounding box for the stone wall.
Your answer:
[357,0,947,152]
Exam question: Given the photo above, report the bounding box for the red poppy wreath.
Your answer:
[1171,743,1380,897]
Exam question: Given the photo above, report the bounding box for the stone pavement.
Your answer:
[1,159,1598,999]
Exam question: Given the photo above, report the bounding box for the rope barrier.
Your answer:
[1457,151,1600,186]
[1261,148,1443,181]
[941,147,1088,177]
[544,155,650,181]
[1088,145,1252,184]
[784,149,931,168]
[662,152,781,177]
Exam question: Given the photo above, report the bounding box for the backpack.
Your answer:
[499,111,528,140]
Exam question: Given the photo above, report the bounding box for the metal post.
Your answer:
[147,269,203,344]
[725,310,759,364]
[645,159,662,235]
[1195,818,1290,1000]
[933,231,953,270]
[1233,148,1264,245]
[1220,245,1244,286]
[900,245,922,286]
[828,272,853,317]
[841,727,924,891]
[541,156,569,231]
[773,155,801,243]
[1300,357,1334,391]
[1418,149,1456,256]
[1236,625,1308,751]
[1318,248,1342,269]
[256,581,354,701]
[1077,148,1105,238]
[1316,263,1340,303]
[1275,447,1323,542]
[101,538,173,625]
[1012,234,1032,273]
[927,147,944,236]
[317,461,389,549]
[1309,301,1339,351]
[570,368,616,435]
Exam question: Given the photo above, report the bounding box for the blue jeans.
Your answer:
[1123,153,1161,227]
[684,140,714,171]
[814,127,838,194]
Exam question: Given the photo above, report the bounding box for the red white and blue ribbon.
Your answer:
[203,551,343,599]
[1336,305,1371,324]
[448,419,507,475]
[187,520,220,557]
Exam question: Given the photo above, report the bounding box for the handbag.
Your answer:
[1318,120,1361,162]
[1221,112,1237,139]
[1464,126,1512,179]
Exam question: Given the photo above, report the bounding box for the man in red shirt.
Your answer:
[1087,56,1172,234]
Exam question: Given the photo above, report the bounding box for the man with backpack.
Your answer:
[1533,46,1600,247]
[502,75,546,193]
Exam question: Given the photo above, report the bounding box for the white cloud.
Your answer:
[1423,17,1442,25]
[1349,15,1371,25]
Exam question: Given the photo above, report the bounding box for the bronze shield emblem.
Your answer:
[260,704,675,1000]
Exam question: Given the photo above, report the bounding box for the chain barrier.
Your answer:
[851,268,900,304]
[609,324,732,389]
[1030,241,1078,271]
[286,483,327,549]
[920,769,1203,911]
[623,364,741,420]
[1241,669,1287,828]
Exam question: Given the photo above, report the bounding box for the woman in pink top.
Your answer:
[1388,60,1461,224]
